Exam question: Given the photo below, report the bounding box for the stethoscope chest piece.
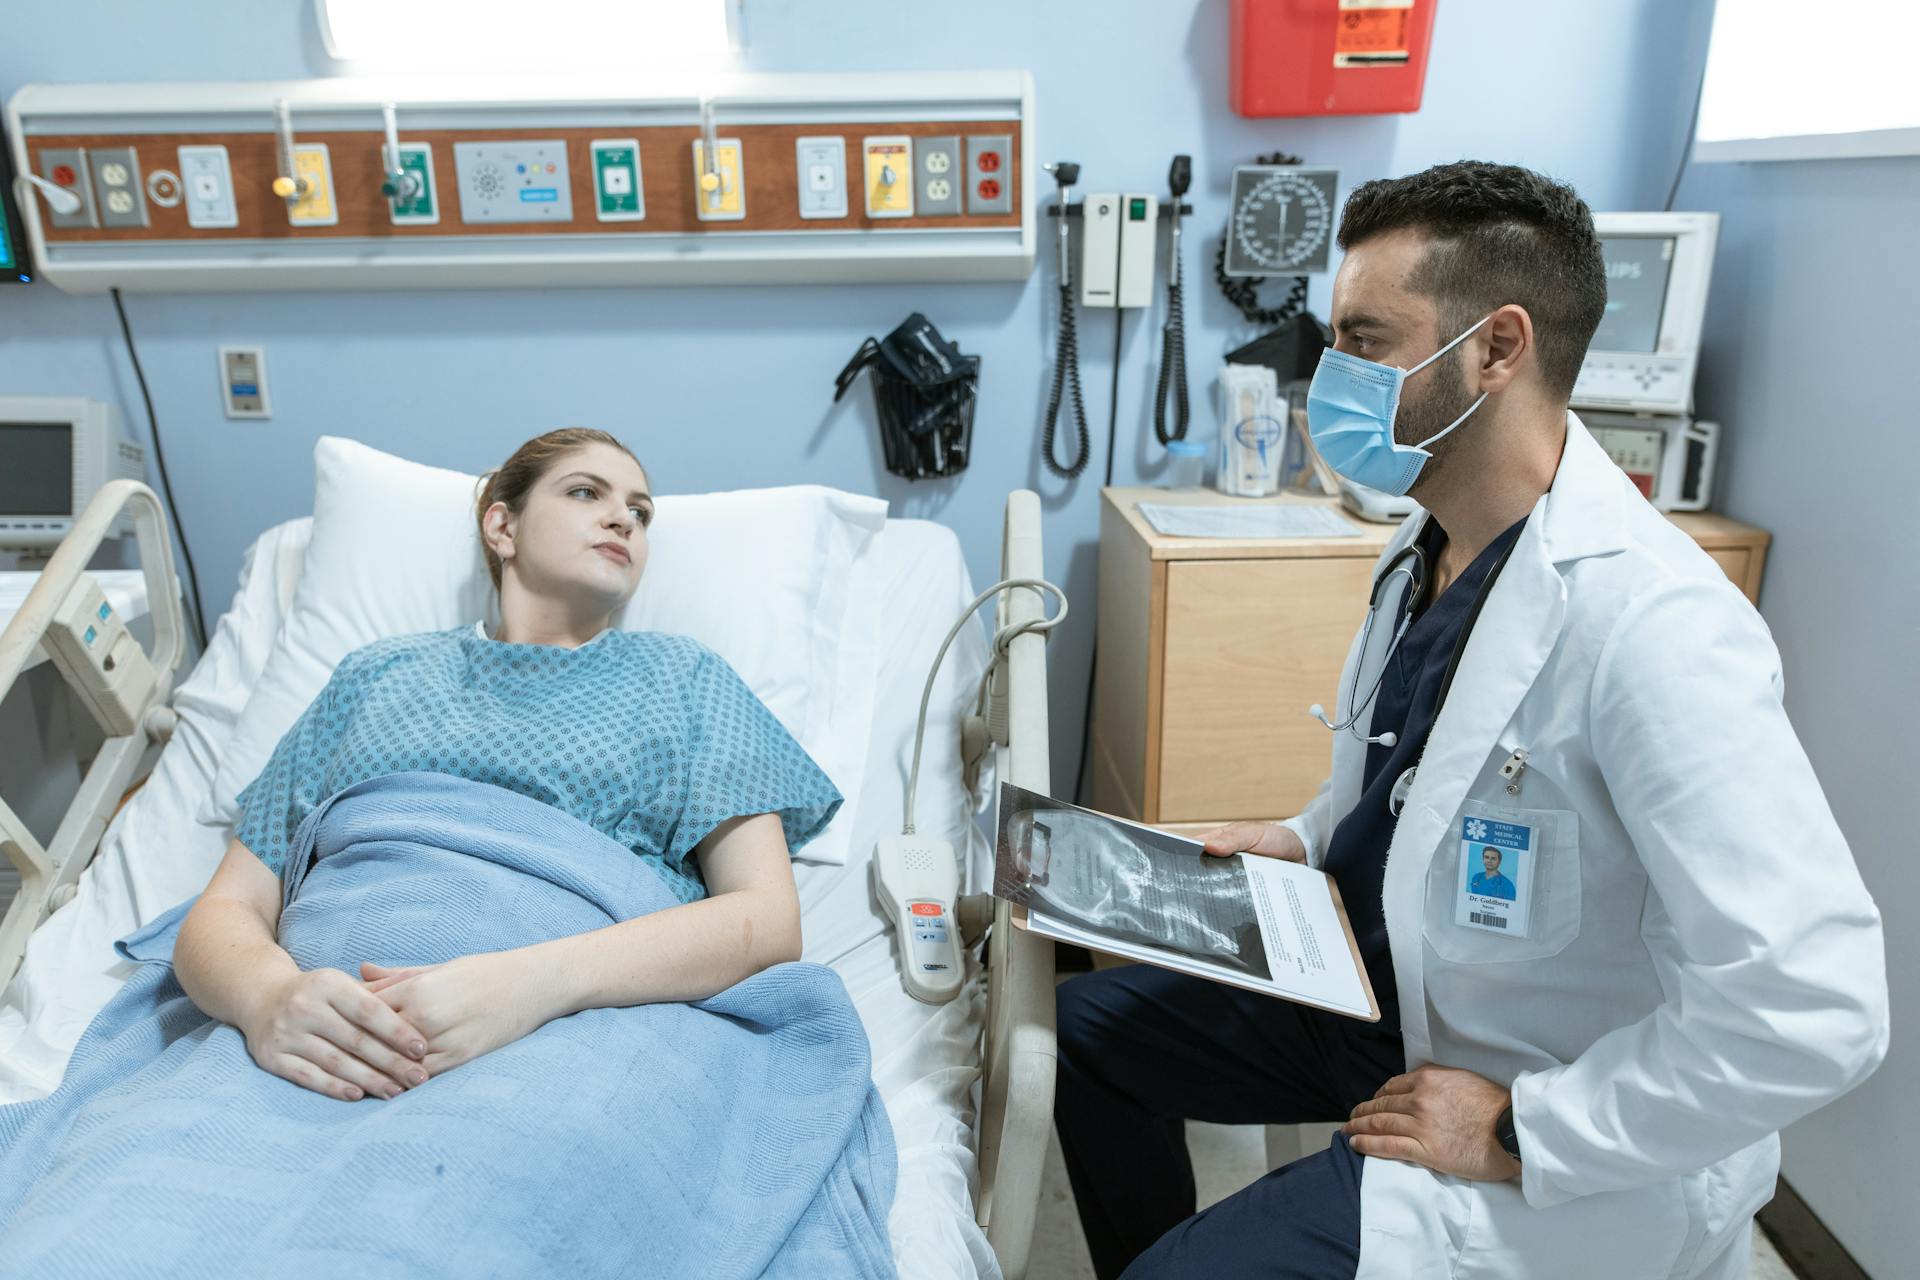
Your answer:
[1388,766,1416,817]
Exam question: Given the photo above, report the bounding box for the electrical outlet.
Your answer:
[37,148,97,229]
[966,134,1013,215]
[90,147,148,229]
[917,135,962,216]
[219,346,271,419]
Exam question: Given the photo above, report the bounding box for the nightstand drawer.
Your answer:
[1156,557,1374,820]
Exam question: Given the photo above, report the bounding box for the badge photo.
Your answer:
[1454,813,1535,938]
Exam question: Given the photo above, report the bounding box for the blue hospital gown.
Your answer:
[235,625,841,902]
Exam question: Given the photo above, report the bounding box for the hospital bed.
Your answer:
[0,475,1057,1280]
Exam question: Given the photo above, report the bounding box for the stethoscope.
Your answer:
[1309,525,1521,751]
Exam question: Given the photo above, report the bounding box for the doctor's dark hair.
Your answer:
[474,427,648,590]
[1336,161,1607,401]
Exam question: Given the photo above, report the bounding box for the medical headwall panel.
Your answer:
[4,73,1033,293]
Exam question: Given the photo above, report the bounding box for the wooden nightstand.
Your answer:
[1089,488,1771,829]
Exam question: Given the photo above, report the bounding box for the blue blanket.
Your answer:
[0,773,898,1279]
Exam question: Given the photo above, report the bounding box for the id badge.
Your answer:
[1453,807,1539,939]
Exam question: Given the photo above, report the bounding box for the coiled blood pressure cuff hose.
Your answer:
[834,312,981,482]
[1153,155,1193,448]
[1042,279,1092,478]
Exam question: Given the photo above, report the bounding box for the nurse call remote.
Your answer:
[873,834,964,1004]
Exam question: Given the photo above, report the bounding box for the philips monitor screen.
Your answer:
[1592,235,1677,354]
[0,424,73,515]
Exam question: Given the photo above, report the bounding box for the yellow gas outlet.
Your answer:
[287,143,337,226]
[691,138,745,221]
[863,136,913,218]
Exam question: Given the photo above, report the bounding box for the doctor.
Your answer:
[1053,160,1889,1279]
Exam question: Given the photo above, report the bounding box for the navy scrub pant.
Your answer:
[1054,963,1405,1280]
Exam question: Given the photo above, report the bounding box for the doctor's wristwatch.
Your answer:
[1495,1105,1523,1164]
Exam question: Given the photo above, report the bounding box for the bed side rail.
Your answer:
[976,488,1057,1280]
[0,480,185,990]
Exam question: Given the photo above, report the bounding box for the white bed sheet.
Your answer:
[0,514,1000,1280]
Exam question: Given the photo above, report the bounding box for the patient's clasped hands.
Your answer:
[361,951,557,1077]
[238,948,555,1101]
[238,966,431,1102]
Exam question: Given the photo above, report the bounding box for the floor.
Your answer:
[1028,1120,1799,1279]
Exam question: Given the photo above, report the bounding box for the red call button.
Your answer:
[51,164,76,186]
[910,902,943,917]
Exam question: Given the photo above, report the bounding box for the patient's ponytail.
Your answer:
[475,427,646,590]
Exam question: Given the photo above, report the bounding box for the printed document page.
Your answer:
[993,783,1377,1020]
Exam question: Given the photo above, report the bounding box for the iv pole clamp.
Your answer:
[1040,161,1091,480]
[1153,154,1193,448]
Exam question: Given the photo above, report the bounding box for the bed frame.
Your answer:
[0,480,185,990]
[0,484,1061,1280]
[974,489,1058,1280]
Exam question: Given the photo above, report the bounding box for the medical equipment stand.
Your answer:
[0,481,185,990]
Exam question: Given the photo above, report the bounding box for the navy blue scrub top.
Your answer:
[1319,515,1529,1037]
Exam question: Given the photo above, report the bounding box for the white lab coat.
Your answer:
[1280,416,1888,1280]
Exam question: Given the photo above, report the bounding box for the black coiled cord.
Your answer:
[1214,237,1309,327]
[1214,149,1311,327]
[1152,275,1189,446]
[1042,279,1092,479]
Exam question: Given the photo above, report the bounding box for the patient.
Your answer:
[175,427,841,1104]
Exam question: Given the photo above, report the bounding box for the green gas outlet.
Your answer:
[390,144,438,225]
[592,139,645,222]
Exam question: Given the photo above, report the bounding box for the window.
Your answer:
[317,0,739,72]
[1695,0,1920,161]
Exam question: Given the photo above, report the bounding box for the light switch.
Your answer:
[219,346,271,419]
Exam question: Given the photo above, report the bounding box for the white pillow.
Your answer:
[204,436,886,865]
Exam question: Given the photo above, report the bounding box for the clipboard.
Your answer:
[996,783,1380,1022]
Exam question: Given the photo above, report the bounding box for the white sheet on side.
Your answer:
[0,514,1000,1280]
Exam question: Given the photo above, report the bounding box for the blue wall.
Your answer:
[0,0,1699,780]
[1686,153,1919,1280]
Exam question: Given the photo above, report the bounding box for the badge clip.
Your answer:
[1498,748,1528,797]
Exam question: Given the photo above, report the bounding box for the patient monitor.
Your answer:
[1574,213,1722,512]
[0,397,146,553]
[1574,212,1718,417]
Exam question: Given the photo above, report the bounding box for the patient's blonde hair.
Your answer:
[475,428,648,590]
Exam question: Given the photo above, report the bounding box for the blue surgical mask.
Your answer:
[1305,314,1492,496]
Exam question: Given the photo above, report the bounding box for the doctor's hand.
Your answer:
[1198,822,1306,863]
[1343,1063,1521,1182]
[361,951,558,1078]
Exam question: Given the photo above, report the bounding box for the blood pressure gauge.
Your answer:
[1224,165,1340,278]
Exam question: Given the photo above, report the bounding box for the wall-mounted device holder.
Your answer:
[1040,170,1196,479]
[5,72,1036,293]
